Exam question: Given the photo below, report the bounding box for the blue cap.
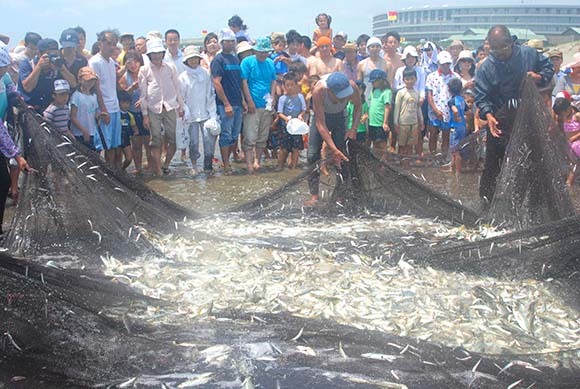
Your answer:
[37,38,59,53]
[253,36,273,53]
[327,72,353,99]
[369,69,387,83]
[60,29,79,49]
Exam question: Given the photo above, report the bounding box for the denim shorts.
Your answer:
[217,105,243,148]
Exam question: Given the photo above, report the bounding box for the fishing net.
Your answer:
[230,141,478,226]
[2,105,198,262]
[416,214,580,285]
[3,96,580,387]
[485,77,575,229]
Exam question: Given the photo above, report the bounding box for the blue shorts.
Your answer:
[429,119,451,131]
[217,105,243,148]
[98,111,122,150]
[450,125,467,151]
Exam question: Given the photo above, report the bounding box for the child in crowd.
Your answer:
[118,90,138,170]
[394,68,423,156]
[312,13,333,46]
[271,34,291,94]
[447,78,467,176]
[119,50,150,175]
[43,79,74,139]
[553,97,580,186]
[70,67,102,150]
[367,69,392,160]
[347,81,368,143]
[276,72,307,170]
[179,45,218,174]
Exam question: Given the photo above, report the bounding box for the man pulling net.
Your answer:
[476,25,554,209]
[306,72,361,206]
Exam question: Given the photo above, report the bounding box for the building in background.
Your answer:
[373,4,580,45]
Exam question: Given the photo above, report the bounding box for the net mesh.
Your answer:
[485,77,575,229]
[2,105,198,262]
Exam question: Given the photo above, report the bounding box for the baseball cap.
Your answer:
[546,48,563,59]
[369,68,388,83]
[219,28,236,42]
[400,45,419,61]
[526,39,544,52]
[437,50,453,64]
[37,38,59,54]
[60,28,79,49]
[54,79,70,93]
[326,72,353,99]
[78,66,98,81]
[334,32,348,40]
[555,91,572,101]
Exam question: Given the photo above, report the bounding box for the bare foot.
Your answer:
[320,165,330,176]
[304,195,319,206]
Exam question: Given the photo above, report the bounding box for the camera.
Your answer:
[49,54,64,68]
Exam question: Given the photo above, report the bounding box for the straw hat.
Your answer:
[236,41,253,55]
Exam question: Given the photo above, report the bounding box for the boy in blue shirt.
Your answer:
[448,78,467,175]
[240,37,277,174]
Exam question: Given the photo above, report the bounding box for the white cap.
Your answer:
[54,79,70,93]
[458,50,474,62]
[146,38,165,55]
[437,50,453,64]
[366,37,382,48]
[400,45,419,60]
[219,28,236,42]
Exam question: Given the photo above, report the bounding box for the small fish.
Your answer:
[290,327,304,341]
[86,174,97,182]
[92,230,102,245]
[56,142,71,148]
[338,341,348,358]
[118,377,137,388]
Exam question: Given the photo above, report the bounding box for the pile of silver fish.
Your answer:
[101,214,580,366]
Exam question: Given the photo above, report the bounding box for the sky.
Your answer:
[1,0,578,48]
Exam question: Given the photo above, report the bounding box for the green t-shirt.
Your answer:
[347,101,369,133]
[368,88,392,127]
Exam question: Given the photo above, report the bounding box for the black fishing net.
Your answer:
[2,105,198,262]
[3,95,580,387]
[231,141,478,227]
[485,77,575,229]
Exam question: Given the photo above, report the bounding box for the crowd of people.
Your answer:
[1,14,580,221]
